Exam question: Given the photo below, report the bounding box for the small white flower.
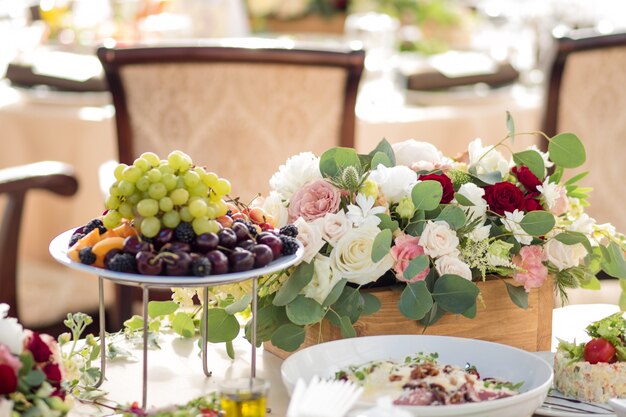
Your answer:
[468,138,509,179]
[420,221,460,258]
[543,239,587,271]
[254,191,289,228]
[0,398,13,417]
[392,139,444,168]
[301,255,342,304]
[171,288,196,308]
[468,224,491,242]
[346,194,386,227]
[502,210,533,245]
[269,152,321,201]
[329,224,395,285]
[592,222,617,246]
[536,177,562,211]
[435,255,472,280]
[567,213,595,236]
[317,210,351,246]
[456,182,488,221]
[0,303,24,354]
[368,164,417,203]
[294,217,325,264]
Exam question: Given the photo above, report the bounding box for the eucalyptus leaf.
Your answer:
[286,295,325,325]
[273,261,315,306]
[462,303,477,319]
[226,340,235,360]
[506,111,515,142]
[376,213,399,232]
[520,211,555,236]
[420,303,445,326]
[398,281,433,320]
[601,241,626,279]
[270,324,306,352]
[361,292,381,316]
[411,180,443,211]
[225,293,253,314]
[172,312,196,338]
[454,193,475,206]
[18,352,33,376]
[205,309,239,343]
[548,133,586,168]
[554,231,592,253]
[319,147,361,178]
[403,256,429,281]
[368,138,396,166]
[24,369,46,387]
[432,274,479,313]
[124,315,145,331]
[505,281,529,309]
[147,300,179,318]
[513,150,545,180]
[322,279,348,307]
[330,286,364,325]
[371,151,392,168]
[244,303,289,344]
[405,210,425,236]
[339,316,357,338]
[435,205,466,230]
[372,229,392,262]
[475,171,503,185]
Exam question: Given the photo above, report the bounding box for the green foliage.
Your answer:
[548,133,586,168]
[504,281,528,309]
[435,205,466,230]
[372,229,392,262]
[273,261,315,306]
[148,301,179,318]
[270,324,306,352]
[432,275,479,314]
[520,211,555,236]
[403,256,429,281]
[204,309,238,343]
[411,180,443,211]
[286,296,325,325]
[399,281,433,320]
[368,138,397,167]
[513,150,545,179]
[319,147,361,178]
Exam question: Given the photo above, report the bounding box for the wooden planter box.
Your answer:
[264,277,553,360]
[258,14,346,34]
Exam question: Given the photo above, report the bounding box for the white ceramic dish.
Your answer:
[609,399,626,417]
[281,335,552,417]
[532,351,616,417]
[49,228,303,287]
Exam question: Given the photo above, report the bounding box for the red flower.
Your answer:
[512,166,541,194]
[484,182,525,215]
[0,364,17,394]
[419,173,454,204]
[523,195,543,212]
[26,332,53,363]
[43,363,62,388]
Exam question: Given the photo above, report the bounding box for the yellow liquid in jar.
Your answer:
[220,394,267,417]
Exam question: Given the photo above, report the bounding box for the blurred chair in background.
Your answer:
[0,161,111,335]
[543,29,626,306]
[97,40,366,322]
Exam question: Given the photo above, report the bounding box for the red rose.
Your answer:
[26,332,52,363]
[43,363,62,388]
[419,173,454,204]
[512,166,541,194]
[484,182,525,215]
[523,195,543,212]
[0,364,17,394]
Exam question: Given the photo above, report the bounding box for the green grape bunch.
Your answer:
[104,150,232,238]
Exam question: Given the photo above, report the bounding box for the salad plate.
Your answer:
[49,228,303,287]
[533,352,616,417]
[281,335,552,417]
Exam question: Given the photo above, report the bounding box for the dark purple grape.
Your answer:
[193,233,219,253]
[162,251,192,276]
[257,233,283,258]
[237,239,255,251]
[251,244,273,267]
[218,228,237,249]
[153,228,174,250]
[231,222,250,242]
[206,250,229,274]
[160,241,191,253]
[229,249,254,272]
[136,251,163,275]
[123,235,152,255]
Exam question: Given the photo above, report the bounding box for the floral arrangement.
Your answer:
[247,0,347,20]
[227,121,626,352]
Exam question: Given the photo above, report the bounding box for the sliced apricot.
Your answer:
[92,237,125,268]
[113,222,137,238]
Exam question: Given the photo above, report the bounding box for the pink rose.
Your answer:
[288,179,342,222]
[390,234,430,283]
[512,245,548,292]
[0,344,21,374]
[551,185,569,216]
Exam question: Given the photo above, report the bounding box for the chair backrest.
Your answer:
[543,29,626,232]
[97,40,365,201]
[0,162,78,319]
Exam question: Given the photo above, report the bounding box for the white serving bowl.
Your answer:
[281,335,553,417]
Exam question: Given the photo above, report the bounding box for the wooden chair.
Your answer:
[97,39,366,323]
[543,29,626,305]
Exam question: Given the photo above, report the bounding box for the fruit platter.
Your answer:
[49,150,303,286]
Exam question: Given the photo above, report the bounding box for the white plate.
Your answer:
[281,335,552,417]
[49,228,303,287]
[533,351,616,417]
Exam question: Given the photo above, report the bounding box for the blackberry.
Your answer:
[280,236,299,255]
[190,257,211,277]
[279,224,298,238]
[78,247,96,265]
[107,253,136,273]
[83,218,107,235]
[69,232,85,248]
[234,219,258,237]
[174,222,196,243]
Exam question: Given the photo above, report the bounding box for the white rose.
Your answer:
[435,255,472,280]
[254,191,289,228]
[330,224,394,285]
[318,210,351,246]
[269,152,321,201]
[368,164,417,203]
[468,138,509,179]
[543,239,588,271]
[567,213,595,236]
[294,217,325,264]
[392,139,444,168]
[456,182,488,221]
[502,210,533,245]
[420,221,460,258]
[0,304,24,354]
[0,398,13,417]
[301,255,342,304]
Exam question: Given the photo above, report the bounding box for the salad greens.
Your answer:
[557,312,626,362]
